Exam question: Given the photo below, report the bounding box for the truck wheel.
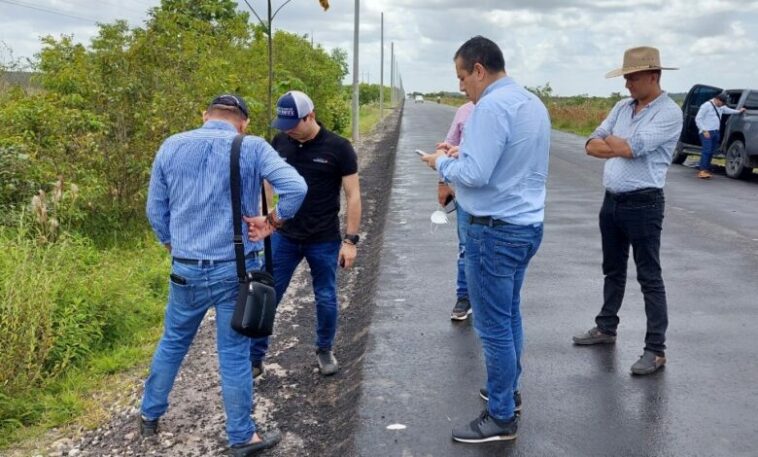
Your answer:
[725,140,753,179]
[671,141,688,165]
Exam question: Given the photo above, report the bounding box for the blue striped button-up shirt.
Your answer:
[436,76,551,226]
[589,93,683,193]
[146,120,307,260]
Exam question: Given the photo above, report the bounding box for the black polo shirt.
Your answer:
[271,124,358,243]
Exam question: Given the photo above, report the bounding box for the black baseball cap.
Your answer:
[210,94,249,119]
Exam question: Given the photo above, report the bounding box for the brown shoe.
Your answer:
[697,170,712,179]
[572,327,616,345]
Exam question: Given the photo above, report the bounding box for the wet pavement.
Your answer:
[354,101,758,457]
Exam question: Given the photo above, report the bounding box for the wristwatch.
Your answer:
[343,234,360,245]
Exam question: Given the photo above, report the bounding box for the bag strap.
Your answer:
[710,101,721,120]
[230,134,246,281]
[230,134,274,282]
[260,183,274,276]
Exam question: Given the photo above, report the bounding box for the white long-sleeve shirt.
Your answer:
[695,100,742,133]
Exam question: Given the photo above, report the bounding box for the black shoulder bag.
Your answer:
[229,134,277,338]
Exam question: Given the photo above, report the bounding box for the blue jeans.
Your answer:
[465,222,543,421]
[698,130,720,171]
[141,256,262,446]
[455,202,470,299]
[250,233,341,364]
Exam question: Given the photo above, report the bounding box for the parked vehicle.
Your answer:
[674,84,758,179]
[414,95,424,103]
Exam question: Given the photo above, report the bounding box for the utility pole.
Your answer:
[351,0,360,143]
[379,12,384,121]
[390,41,395,107]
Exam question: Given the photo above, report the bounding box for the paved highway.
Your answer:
[354,100,758,457]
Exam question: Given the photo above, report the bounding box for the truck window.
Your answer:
[691,86,721,107]
[744,91,758,110]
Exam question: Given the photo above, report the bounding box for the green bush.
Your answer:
[0,229,167,433]
[0,1,349,232]
[0,0,355,447]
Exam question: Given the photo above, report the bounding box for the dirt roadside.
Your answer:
[7,105,402,457]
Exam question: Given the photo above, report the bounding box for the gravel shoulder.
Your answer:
[6,105,403,457]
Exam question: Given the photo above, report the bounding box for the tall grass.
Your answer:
[345,102,390,138]
[0,227,167,447]
[437,93,618,138]
[547,98,617,137]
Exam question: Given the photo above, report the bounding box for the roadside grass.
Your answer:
[436,94,616,137]
[0,229,167,449]
[1,103,389,453]
[546,97,617,137]
[345,101,397,138]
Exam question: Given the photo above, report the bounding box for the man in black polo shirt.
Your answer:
[250,90,361,376]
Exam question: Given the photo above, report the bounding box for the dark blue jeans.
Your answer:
[455,202,470,299]
[465,221,543,421]
[250,233,341,364]
[596,189,668,356]
[698,130,720,171]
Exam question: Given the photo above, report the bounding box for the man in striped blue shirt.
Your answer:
[573,47,682,377]
[141,94,306,456]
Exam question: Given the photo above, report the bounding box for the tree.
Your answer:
[241,0,331,138]
[0,0,348,228]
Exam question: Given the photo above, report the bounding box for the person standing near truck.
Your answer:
[694,92,746,179]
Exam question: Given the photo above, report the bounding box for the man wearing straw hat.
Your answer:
[572,47,682,376]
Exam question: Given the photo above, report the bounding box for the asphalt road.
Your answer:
[354,100,758,457]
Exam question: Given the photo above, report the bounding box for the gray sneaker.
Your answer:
[452,410,518,443]
[572,327,616,345]
[139,416,159,438]
[630,350,666,375]
[450,297,472,321]
[316,349,339,376]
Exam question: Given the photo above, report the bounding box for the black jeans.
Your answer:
[595,188,668,356]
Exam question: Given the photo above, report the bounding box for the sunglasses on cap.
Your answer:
[212,94,249,119]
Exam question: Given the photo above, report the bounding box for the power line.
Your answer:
[0,0,102,23]
[64,0,146,17]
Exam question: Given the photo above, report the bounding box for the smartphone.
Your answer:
[414,149,427,156]
[169,273,187,285]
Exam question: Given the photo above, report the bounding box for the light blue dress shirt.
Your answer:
[146,120,307,260]
[436,76,551,226]
[589,93,683,193]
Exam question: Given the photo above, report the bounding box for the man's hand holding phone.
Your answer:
[419,148,446,170]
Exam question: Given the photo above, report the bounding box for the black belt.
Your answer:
[469,215,510,227]
[173,251,262,266]
[605,187,662,202]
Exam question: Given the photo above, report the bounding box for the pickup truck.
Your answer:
[673,84,758,179]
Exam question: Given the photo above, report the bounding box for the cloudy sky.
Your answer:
[2,0,757,96]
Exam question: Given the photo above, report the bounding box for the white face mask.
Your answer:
[430,210,449,225]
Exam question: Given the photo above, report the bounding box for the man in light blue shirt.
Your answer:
[573,46,682,377]
[421,36,550,444]
[142,94,306,456]
[694,92,746,178]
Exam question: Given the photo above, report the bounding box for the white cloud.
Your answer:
[2,0,758,96]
